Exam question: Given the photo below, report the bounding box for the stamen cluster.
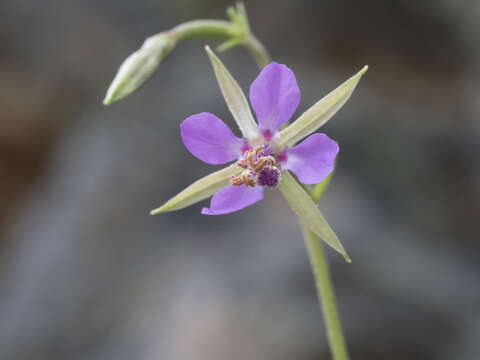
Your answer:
[231,145,281,188]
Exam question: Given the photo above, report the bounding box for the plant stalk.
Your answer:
[303,227,350,360]
[170,20,270,69]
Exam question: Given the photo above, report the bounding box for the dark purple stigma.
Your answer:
[257,166,281,188]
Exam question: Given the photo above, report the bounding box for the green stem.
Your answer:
[303,228,350,360]
[170,19,270,68]
[244,33,270,68]
[299,171,350,360]
[170,20,237,40]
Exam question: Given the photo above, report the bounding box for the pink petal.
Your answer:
[180,112,245,165]
[281,133,339,184]
[249,62,300,137]
[201,185,264,215]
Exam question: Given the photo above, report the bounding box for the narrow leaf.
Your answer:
[151,163,241,214]
[205,46,259,141]
[278,171,350,262]
[278,66,368,148]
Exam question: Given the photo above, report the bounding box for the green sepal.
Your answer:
[277,171,351,262]
[205,46,259,141]
[151,163,241,214]
[278,66,368,148]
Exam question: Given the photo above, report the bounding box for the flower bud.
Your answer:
[103,33,175,105]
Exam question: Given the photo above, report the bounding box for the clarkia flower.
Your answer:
[152,46,367,260]
[181,62,339,215]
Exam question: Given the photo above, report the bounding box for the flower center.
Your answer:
[230,145,281,188]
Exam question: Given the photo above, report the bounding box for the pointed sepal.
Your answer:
[277,171,350,262]
[205,46,259,141]
[278,66,368,147]
[151,163,242,214]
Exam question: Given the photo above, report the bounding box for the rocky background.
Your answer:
[0,0,479,359]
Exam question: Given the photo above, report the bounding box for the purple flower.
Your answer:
[181,61,339,215]
[152,47,366,259]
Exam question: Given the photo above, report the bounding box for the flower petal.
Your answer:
[250,62,300,138]
[180,112,245,165]
[205,46,259,141]
[151,163,242,214]
[277,171,350,261]
[201,185,264,215]
[278,66,368,148]
[281,133,339,184]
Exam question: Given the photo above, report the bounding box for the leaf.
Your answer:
[151,163,242,214]
[277,171,350,262]
[205,46,259,141]
[278,66,368,148]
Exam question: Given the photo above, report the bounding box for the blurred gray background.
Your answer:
[1,0,479,359]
